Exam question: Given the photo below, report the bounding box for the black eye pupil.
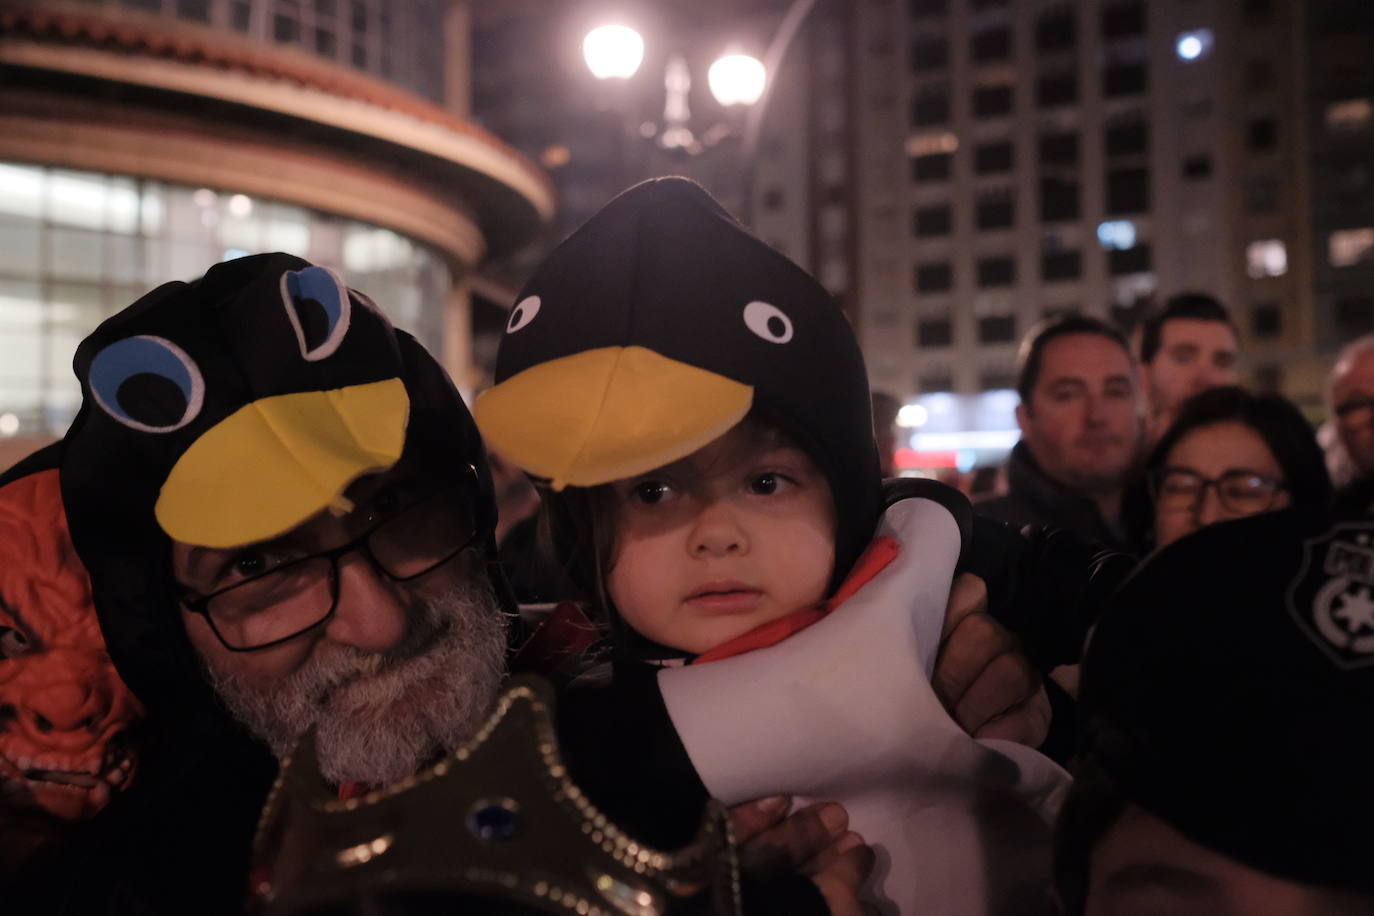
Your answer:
[766,316,786,337]
[510,307,523,327]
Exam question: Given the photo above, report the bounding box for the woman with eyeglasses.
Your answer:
[1128,386,1333,550]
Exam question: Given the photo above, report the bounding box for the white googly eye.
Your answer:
[506,296,541,333]
[743,300,794,344]
[88,335,205,433]
[280,266,352,361]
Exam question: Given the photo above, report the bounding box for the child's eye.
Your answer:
[632,481,676,505]
[748,473,793,496]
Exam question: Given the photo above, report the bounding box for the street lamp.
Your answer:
[582,23,767,153]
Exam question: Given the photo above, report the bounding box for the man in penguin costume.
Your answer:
[40,252,867,914]
[475,177,1086,915]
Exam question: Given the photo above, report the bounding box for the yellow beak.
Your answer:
[473,346,753,489]
[155,378,409,547]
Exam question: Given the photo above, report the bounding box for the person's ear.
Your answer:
[1015,401,1032,434]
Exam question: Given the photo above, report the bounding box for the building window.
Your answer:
[1042,249,1082,281]
[914,204,953,237]
[971,26,1012,63]
[1336,298,1374,337]
[1245,239,1288,278]
[1248,118,1278,151]
[915,262,954,292]
[1105,121,1149,157]
[912,152,953,182]
[976,193,1015,230]
[909,0,947,17]
[1040,178,1081,222]
[1242,0,1272,26]
[1108,244,1152,275]
[1039,132,1079,166]
[912,36,949,72]
[1252,301,1282,338]
[977,257,1016,287]
[1329,228,1374,267]
[273,13,301,43]
[1182,154,1213,179]
[1326,99,1374,133]
[918,370,955,392]
[1036,10,1075,52]
[917,318,954,347]
[1246,59,1274,92]
[1106,168,1149,214]
[978,315,1017,343]
[979,368,1017,390]
[1245,176,1279,212]
[971,0,1010,9]
[1037,72,1078,108]
[1102,1,1145,39]
[230,1,252,31]
[1103,63,1148,97]
[973,85,1014,118]
[176,0,211,22]
[974,141,1014,174]
[912,90,951,126]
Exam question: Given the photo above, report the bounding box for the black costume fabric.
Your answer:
[975,441,1131,552]
[1076,508,1374,892]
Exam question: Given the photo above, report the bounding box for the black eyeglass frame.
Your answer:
[177,464,483,653]
[1147,465,1287,515]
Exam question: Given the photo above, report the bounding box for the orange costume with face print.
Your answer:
[0,468,142,834]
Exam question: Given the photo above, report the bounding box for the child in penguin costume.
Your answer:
[474,177,1071,915]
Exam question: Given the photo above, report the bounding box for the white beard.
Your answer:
[206,580,508,787]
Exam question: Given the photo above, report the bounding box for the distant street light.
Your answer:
[707,53,766,107]
[582,24,644,80]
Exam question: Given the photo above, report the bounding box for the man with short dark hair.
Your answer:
[978,315,1144,549]
[1136,293,1239,440]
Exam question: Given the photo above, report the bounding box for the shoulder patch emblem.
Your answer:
[1287,522,1374,669]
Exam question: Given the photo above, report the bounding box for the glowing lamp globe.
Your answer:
[583,25,644,80]
[707,54,766,106]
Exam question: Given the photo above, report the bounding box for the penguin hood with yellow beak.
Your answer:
[60,252,504,721]
[476,177,882,588]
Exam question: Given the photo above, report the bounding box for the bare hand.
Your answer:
[934,573,1051,746]
[729,798,877,914]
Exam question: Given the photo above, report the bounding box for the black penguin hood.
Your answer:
[59,253,509,726]
[475,177,882,586]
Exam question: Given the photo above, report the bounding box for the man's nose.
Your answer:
[689,501,749,557]
[323,551,409,652]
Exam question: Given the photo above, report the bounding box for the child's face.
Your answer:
[606,424,836,655]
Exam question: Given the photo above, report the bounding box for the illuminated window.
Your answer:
[1326,99,1374,133]
[1329,228,1374,267]
[1175,29,1214,61]
[1246,239,1287,278]
[1097,220,1137,250]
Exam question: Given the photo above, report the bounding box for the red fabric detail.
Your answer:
[336,781,371,800]
[692,536,901,664]
[509,601,601,676]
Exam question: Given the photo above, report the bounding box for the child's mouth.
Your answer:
[685,583,763,614]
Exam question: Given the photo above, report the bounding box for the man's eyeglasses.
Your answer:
[1149,467,1286,516]
[178,467,483,652]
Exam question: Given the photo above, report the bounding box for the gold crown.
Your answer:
[247,675,741,916]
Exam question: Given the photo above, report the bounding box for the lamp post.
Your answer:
[580,1,819,227]
[581,22,766,217]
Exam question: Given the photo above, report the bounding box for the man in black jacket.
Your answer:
[978,315,1145,551]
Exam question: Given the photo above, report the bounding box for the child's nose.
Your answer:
[689,503,748,556]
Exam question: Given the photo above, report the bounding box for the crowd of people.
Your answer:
[0,177,1370,916]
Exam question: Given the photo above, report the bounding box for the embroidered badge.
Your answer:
[1287,522,1374,668]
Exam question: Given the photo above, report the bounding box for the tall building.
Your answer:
[0,0,553,468]
[851,0,1341,469]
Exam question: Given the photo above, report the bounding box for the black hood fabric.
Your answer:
[59,251,510,727]
[476,177,883,592]
[1078,507,1374,892]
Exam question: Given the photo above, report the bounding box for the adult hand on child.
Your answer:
[934,573,1051,746]
[729,797,877,916]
